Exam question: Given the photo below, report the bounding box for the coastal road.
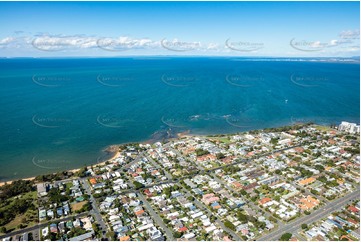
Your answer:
[0,212,89,240]
[137,191,174,240]
[257,189,360,241]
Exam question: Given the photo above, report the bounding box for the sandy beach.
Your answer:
[0,145,120,187]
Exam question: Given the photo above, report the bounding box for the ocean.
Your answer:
[0,57,359,181]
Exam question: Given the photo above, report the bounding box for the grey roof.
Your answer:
[68,231,94,241]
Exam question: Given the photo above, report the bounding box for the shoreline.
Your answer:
[0,146,121,187]
[0,122,339,186]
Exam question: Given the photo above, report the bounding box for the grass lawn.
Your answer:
[210,137,232,144]
[71,201,87,212]
[314,125,335,132]
[0,191,38,234]
[65,182,73,189]
[3,213,37,233]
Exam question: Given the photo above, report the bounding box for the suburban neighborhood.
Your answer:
[0,122,359,241]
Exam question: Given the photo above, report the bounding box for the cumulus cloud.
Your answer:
[97,36,157,51]
[0,37,15,45]
[31,35,99,51]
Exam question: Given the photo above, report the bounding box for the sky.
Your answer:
[0,1,359,57]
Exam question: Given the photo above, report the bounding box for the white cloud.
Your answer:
[0,37,15,45]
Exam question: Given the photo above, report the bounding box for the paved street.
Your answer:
[257,189,360,241]
[0,212,89,240]
[80,178,108,239]
[179,185,243,241]
[210,174,285,227]
[137,191,174,240]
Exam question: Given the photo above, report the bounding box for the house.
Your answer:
[178,227,188,232]
[68,231,94,241]
[134,209,145,217]
[58,222,65,233]
[298,177,316,186]
[202,193,220,205]
[147,226,164,241]
[298,196,320,210]
[56,207,63,217]
[231,181,242,189]
[259,197,272,206]
[47,210,54,218]
[348,206,359,214]
[73,218,83,228]
[39,209,46,220]
[37,183,48,196]
[66,221,74,229]
[50,223,58,233]
[119,236,130,241]
[42,227,49,237]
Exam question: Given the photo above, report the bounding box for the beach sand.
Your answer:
[0,146,120,187]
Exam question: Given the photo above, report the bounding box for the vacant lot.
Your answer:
[71,201,87,212]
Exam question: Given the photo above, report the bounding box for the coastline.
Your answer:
[0,146,120,187]
[0,129,186,186]
[0,121,341,187]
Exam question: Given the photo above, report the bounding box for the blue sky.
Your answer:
[0,1,359,57]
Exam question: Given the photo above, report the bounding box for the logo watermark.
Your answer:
[97,113,129,128]
[31,36,95,52]
[290,38,330,52]
[32,115,71,128]
[32,156,71,169]
[96,37,153,52]
[225,38,264,52]
[97,74,134,87]
[161,74,199,87]
[290,73,328,87]
[225,72,264,87]
[161,38,200,52]
[32,75,71,87]
[225,115,253,128]
[290,116,333,125]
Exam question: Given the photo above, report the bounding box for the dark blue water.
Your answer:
[0,57,359,180]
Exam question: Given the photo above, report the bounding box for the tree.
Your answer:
[224,220,236,231]
[301,224,308,230]
[0,180,34,201]
[216,153,226,159]
[173,231,182,238]
[77,167,88,178]
[311,189,319,195]
[133,181,144,189]
[280,233,292,241]
[106,231,116,240]
[0,227,6,233]
[195,149,210,157]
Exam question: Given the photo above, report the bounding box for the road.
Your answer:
[80,178,108,239]
[179,185,243,241]
[0,212,89,240]
[144,153,174,180]
[210,174,285,227]
[257,189,360,241]
[137,191,174,240]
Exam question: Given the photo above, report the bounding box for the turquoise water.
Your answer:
[0,57,359,180]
